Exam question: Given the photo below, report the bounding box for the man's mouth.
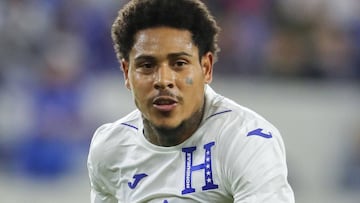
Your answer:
[153,96,178,112]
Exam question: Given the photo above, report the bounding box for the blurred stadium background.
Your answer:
[0,0,359,202]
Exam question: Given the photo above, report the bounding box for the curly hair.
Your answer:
[111,0,220,62]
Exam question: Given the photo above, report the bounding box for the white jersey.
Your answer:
[87,86,295,203]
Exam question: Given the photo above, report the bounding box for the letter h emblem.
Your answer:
[181,141,218,195]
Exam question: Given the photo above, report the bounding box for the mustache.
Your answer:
[152,90,182,102]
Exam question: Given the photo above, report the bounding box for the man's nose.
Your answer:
[153,64,175,89]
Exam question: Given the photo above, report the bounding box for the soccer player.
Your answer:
[87,0,295,202]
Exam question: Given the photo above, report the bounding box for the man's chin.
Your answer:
[153,123,180,131]
[152,121,184,133]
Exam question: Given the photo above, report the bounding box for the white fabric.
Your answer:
[87,86,295,203]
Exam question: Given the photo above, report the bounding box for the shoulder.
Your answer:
[88,110,141,167]
[204,86,285,158]
[205,86,279,138]
[87,110,142,196]
[205,88,291,193]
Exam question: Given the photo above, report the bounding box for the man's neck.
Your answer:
[143,103,205,147]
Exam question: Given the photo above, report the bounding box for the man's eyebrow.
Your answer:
[134,52,193,61]
[134,55,156,62]
[167,52,193,59]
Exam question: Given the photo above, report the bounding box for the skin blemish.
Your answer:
[185,77,193,85]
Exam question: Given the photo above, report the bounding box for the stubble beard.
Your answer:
[143,100,205,146]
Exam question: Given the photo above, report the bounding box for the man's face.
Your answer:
[122,27,213,129]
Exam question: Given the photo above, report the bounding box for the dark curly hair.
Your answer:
[111,0,220,62]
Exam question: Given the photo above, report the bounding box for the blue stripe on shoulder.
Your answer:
[207,110,232,119]
[121,123,138,130]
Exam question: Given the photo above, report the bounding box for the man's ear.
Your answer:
[201,52,213,84]
[121,59,131,90]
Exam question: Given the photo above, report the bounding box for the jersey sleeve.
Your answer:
[220,123,295,203]
[89,173,118,203]
[87,124,118,203]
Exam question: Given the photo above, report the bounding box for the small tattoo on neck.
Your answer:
[185,78,193,85]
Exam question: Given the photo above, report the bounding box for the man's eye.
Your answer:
[135,62,156,73]
[174,60,187,67]
[139,63,154,69]
[143,63,152,68]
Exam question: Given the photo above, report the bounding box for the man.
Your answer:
[87,0,295,202]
